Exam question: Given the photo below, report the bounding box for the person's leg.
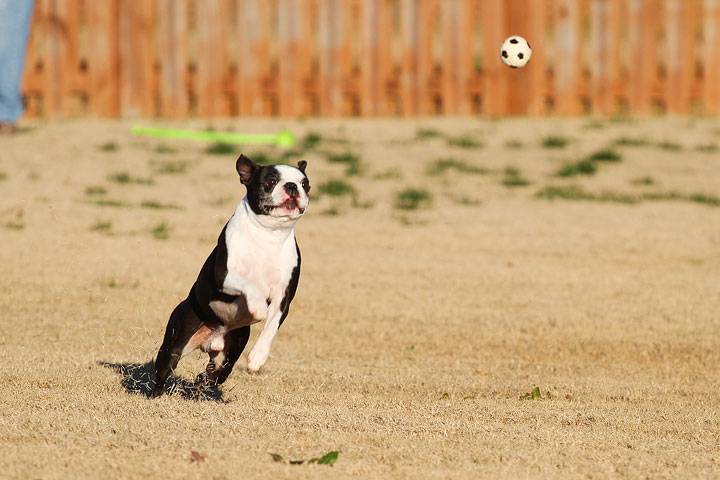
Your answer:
[0,0,35,124]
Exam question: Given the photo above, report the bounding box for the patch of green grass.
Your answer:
[270,451,339,466]
[152,160,191,175]
[108,172,154,185]
[300,132,322,151]
[325,151,363,176]
[84,186,107,196]
[537,186,720,208]
[155,144,178,154]
[448,194,482,206]
[695,143,719,153]
[91,199,129,208]
[587,149,622,162]
[631,176,655,186]
[372,168,402,180]
[535,185,637,204]
[151,221,172,240]
[99,142,119,152]
[205,142,236,155]
[91,220,112,232]
[416,128,443,140]
[4,220,25,230]
[521,387,543,400]
[320,206,340,216]
[541,136,568,149]
[0,172,7,181]
[447,135,483,149]
[504,139,524,149]
[140,200,182,210]
[614,137,649,147]
[656,141,682,151]
[317,179,355,197]
[556,159,597,177]
[427,158,487,175]
[502,167,531,187]
[687,193,720,207]
[395,188,432,211]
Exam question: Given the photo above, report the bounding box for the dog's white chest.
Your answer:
[224,215,297,303]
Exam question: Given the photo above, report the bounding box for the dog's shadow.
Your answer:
[99,361,225,402]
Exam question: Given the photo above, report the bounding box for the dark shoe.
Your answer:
[0,122,17,135]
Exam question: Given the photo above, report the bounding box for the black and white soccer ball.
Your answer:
[500,35,532,68]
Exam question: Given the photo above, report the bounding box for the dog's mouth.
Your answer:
[276,198,305,215]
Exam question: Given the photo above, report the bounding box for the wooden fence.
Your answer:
[20,0,720,118]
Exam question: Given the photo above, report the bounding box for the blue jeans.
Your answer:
[0,0,34,123]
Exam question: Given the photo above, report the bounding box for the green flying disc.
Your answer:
[131,126,296,147]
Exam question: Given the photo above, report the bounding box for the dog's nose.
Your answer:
[284,182,299,198]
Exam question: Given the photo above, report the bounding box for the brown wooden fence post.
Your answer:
[361,0,390,116]
[442,0,472,115]
[117,1,154,117]
[480,0,507,116]
[88,0,120,117]
[196,0,229,117]
[666,0,698,114]
[158,0,188,118]
[553,0,582,115]
[589,0,621,115]
[628,0,659,115]
[319,0,348,116]
[278,0,309,117]
[703,0,720,114]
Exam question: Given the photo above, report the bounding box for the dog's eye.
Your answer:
[301,179,310,192]
[264,178,277,190]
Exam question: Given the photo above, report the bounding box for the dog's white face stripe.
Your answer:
[268,165,309,219]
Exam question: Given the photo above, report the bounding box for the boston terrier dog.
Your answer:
[152,154,310,398]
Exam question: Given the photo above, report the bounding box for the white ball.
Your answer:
[500,35,532,68]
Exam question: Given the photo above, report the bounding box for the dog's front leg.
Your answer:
[221,270,268,322]
[246,306,282,373]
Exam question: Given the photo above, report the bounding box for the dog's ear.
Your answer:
[297,160,307,173]
[236,154,259,185]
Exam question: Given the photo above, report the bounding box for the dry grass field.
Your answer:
[1,117,719,479]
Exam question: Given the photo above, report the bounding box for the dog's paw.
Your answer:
[247,345,269,373]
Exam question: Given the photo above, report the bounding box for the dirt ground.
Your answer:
[0,117,718,479]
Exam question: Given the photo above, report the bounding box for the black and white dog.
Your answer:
[152,154,310,398]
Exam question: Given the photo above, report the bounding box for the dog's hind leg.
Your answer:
[152,299,204,398]
[196,326,251,390]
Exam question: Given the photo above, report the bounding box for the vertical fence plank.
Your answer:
[589,0,621,115]
[361,0,388,116]
[196,0,229,117]
[480,0,507,116]
[88,0,119,116]
[402,0,433,116]
[237,0,270,115]
[666,0,698,114]
[506,0,548,115]
[278,0,308,117]
[553,0,582,114]
[319,0,347,115]
[401,0,419,115]
[628,0,659,114]
[703,0,720,114]
[158,0,188,117]
[43,0,74,116]
[442,0,471,115]
[118,1,154,117]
